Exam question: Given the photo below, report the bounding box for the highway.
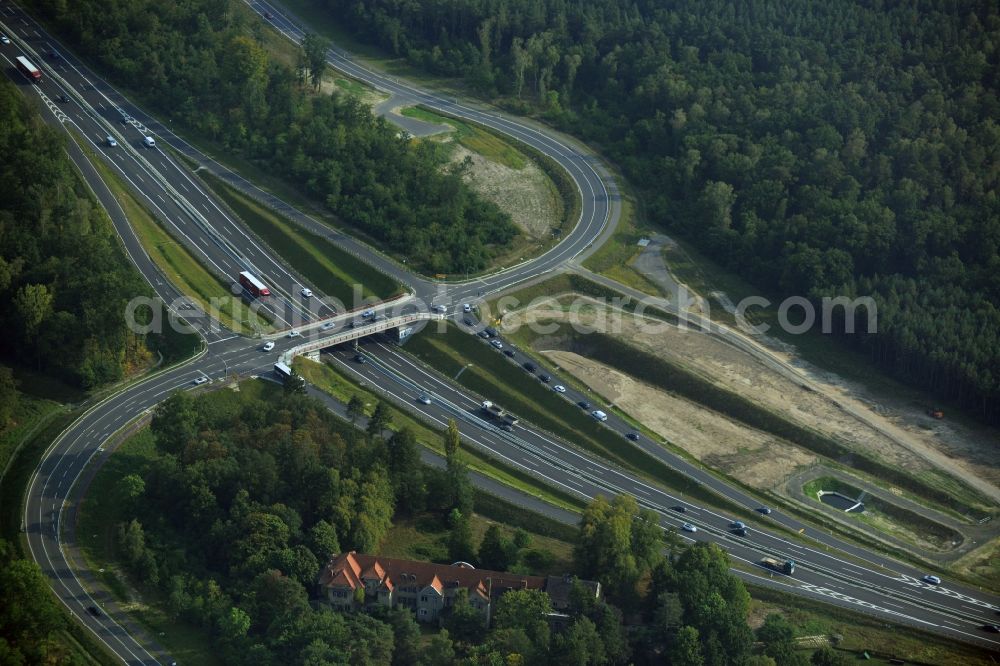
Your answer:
[1,0,997,663]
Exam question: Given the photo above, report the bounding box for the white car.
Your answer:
[417,395,432,405]
[432,304,447,313]
[361,309,375,318]
[490,339,503,349]
[681,523,697,533]
[106,135,117,147]
[193,376,208,385]
[1,35,10,45]
[300,288,313,298]
[262,341,275,351]
[287,330,301,338]
[553,385,566,393]
[320,322,335,331]
[463,303,472,313]
[143,135,155,148]
[922,575,942,585]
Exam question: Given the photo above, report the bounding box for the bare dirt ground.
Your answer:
[514,296,997,502]
[543,349,816,489]
[450,144,560,240]
[645,237,1000,502]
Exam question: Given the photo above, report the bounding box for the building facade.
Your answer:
[318,552,600,626]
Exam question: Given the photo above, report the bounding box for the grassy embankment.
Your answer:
[294,356,584,516]
[80,141,270,335]
[403,322,764,522]
[749,583,998,665]
[580,195,665,297]
[400,105,580,277]
[197,171,405,305]
[663,235,997,504]
[801,476,962,552]
[493,273,992,523]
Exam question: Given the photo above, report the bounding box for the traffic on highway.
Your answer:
[2,0,998,663]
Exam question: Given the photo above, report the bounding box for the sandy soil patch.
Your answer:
[450,145,560,240]
[544,350,816,490]
[512,296,989,495]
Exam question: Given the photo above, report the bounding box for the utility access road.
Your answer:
[2,0,997,663]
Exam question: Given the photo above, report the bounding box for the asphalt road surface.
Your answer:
[2,1,997,663]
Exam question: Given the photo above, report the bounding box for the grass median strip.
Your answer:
[293,356,585,514]
[404,323,757,519]
[81,141,270,334]
[197,171,405,304]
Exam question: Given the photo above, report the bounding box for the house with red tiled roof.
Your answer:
[318,552,600,625]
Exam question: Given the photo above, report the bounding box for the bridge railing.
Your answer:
[280,313,443,364]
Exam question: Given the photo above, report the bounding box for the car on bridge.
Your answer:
[287,330,301,338]
[321,322,335,331]
[300,288,313,298]
[362,309,375,318]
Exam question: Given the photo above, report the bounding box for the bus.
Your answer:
[15,56,41,83]
[274,362,292,381]
[238,271,270,297]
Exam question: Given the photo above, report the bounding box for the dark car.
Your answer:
[981,624,1000,633]
[734,528,748,537]
[263,11,273,19]
[354,354,365,364]
[49,50,59,59]
[500,424,513,432]
[577,400,590,410]
[625,432,639,441]
[464,317,475,326]
[485,327,498,338]
[671,506,687,513]
[86,605,101,617]
[56,94,69,103]
[523,362,537,372]
[539,374,551,383]
[758,507,773,515]
[503,349,515,357]
[478,330,490,339]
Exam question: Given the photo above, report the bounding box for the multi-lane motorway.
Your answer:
[2,0,998,663]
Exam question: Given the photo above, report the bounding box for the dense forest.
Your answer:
[0,78,182,391]
[104,384,831,665]
[314,0,1000,421]
[26,0,517,275]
